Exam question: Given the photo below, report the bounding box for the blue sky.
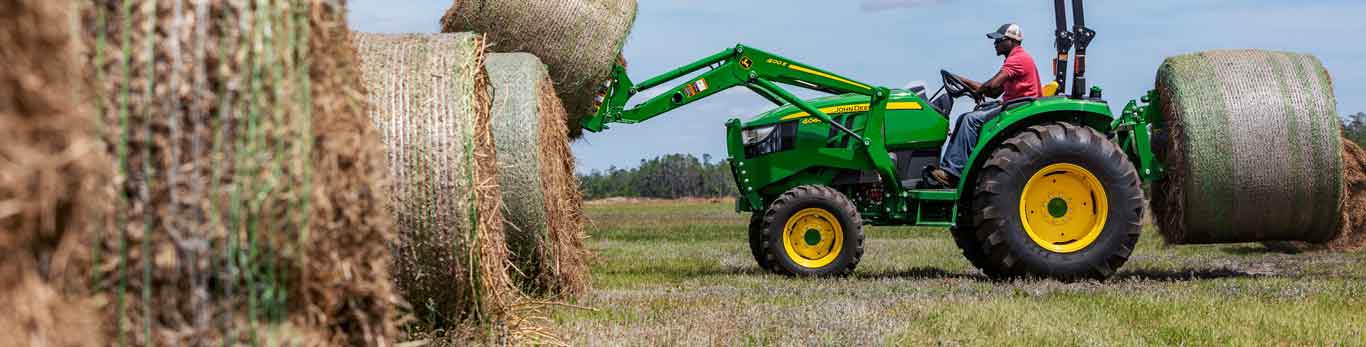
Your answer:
[349,0,1365,173]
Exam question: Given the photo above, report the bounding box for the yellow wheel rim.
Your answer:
[782,208,844,268]
[1019,163,1109,253]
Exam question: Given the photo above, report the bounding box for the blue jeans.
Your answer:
[939,102,1002,177]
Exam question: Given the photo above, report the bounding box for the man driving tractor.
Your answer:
[930,23,1043,187]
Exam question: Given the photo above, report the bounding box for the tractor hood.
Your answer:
[742,90,926,128]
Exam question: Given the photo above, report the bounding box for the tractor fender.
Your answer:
[953,101,1115,203]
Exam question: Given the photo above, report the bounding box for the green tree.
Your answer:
[1343,112,1366,145]
[578,153,738,199]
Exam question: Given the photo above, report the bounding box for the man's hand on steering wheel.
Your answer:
[941,70,985,104]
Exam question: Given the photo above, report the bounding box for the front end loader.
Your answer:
[582,0,1168,280]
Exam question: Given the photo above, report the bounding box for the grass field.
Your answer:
[551,199,1366,346]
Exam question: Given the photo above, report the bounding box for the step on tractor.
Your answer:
[583,0,1168,280]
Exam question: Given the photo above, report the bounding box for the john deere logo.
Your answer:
[740,57,753,69]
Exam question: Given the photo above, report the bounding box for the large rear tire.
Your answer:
[971,122,1144,280]
[759,185,864,277]
[951,223,998,277]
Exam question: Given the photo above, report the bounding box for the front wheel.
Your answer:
[971,122,1145,280]
[758,185,864,277]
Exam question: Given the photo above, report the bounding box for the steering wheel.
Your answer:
[941,70,984,104]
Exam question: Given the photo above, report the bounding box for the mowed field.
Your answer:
[551,199,1366,346]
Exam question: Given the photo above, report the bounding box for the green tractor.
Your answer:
[582,0,1166,280]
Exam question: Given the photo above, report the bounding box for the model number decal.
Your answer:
[766,58,788,67]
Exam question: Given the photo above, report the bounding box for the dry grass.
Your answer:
[0,2,107,344]
[300,1,400,345]
[558,199,1366,346]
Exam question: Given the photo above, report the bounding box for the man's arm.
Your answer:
[953,72,1008,99]
[977,70,1009,99]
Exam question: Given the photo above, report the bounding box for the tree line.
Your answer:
[577,153,738,200]
[580,112,1366,200]
[1342,112,1366,145]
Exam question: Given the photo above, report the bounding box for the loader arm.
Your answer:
[582,44,907,198]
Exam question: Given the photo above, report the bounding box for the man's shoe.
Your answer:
[930,168,958,187]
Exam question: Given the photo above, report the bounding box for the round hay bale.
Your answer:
[1151,49,1343,244]
[485,53,590,297]
[440,0,638,138]
[302,1,399,345]
[0,0,107,345]
[1265,138,1366,253]
[79,1,319,344]
[354,32,514,326]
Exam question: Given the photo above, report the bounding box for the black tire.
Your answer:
[950,223,998,277]
[971,122,1144,280]
[747,213,773,272]
[759,185,864,277]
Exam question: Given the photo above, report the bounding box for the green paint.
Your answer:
[1047,198,1069,218]
[804,229,822,246]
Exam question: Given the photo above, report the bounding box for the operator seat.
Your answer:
[1042,81,1060,97]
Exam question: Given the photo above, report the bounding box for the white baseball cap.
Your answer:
[987,23,1023,42]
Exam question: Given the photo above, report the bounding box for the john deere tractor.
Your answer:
[583,0,1166,280]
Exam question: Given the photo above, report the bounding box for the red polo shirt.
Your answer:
[1000,46,1042,102]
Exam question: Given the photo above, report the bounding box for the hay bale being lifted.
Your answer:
[441,0,638,138]
[1151,49,1343,244]
[1265,138,1366,253]
[0,0,106,345]
[354,32,514,326]
[486,53,590,297]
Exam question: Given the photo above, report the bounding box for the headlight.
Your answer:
[742,122,796,158]
[742,125,776,145]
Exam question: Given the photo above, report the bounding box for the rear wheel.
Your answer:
[951,223,997,277]
[971,122,1144,280]
[758,185,864,277]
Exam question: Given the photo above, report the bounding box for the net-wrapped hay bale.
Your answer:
[1265,138,1366,253]
[1151,49,1343,244]
[440,0,638,138]
[0,0,107,345]
[355,32,514,326]
[486,53,590,297]
[79,1,320,344]
[301,1,399,345]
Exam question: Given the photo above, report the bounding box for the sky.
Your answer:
[349,0,1365,173]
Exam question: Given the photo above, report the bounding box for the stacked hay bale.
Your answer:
[78,1,395,344]
[486,53,590,297]
[440,0,638,137]
[1151,49,1343,244]
[0,0,106,345]
[354,32,515,326]
[81,1,312,344]
[301,1,400,345]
